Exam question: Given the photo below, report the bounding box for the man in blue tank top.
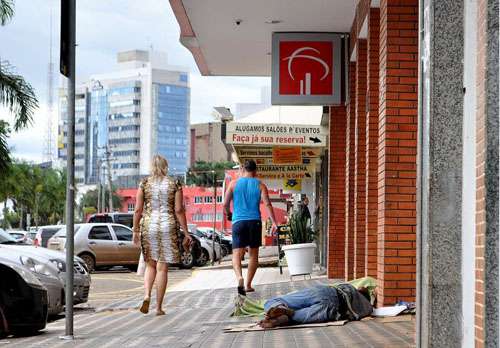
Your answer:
[224,159,277,295]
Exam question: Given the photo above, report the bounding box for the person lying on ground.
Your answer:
[258,283,373,328]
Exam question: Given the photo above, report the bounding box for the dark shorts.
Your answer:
[232,220,262,249]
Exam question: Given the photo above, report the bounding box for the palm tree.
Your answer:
[0,0,38,171]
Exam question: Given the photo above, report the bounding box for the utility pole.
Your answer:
[60,0,76,340]
[211,170,216,265]
[97,159,101,213]
[105,146,113,212]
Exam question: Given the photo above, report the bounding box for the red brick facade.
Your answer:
[328,0,418,306]
[345,62,357,280]
[377,0,418,306]
[354,40,368,279]
[365,7,380,278]
[475,0,487,345]
[328,106,347,279]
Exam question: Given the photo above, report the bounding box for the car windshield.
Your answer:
[0,229,18,244]
[53,225,81,238]
[115,215,133,228]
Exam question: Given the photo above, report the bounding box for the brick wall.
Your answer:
[366,7,380,278]
[377,0,418,306]
[354,39,368,279]
[345,62,357,280]
[475,0,487,345]
[328,106,348,279]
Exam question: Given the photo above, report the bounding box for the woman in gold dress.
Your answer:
[132,155,192,315]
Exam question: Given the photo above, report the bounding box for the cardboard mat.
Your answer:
[223,320,347,333]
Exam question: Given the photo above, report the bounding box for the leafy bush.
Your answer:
[288,212,317,244]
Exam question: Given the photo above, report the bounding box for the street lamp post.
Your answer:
[211,170,216,265]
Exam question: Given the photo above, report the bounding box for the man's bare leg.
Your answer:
[246,247,259,291]
[232,248,245,292]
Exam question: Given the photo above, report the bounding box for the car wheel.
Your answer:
[220,245,229,258]
[180,250,195,269]
[79,253,96,273]
[197,249,209,266]
[127,264,138,272]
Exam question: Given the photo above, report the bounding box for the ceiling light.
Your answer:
[265,19,282,24]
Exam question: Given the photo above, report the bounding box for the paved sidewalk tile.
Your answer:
[4,278,415,348]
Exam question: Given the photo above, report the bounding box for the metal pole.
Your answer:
[211,170,216,265]
[64,0,76,339]
[97,159,101,213]
[105,146,113,212]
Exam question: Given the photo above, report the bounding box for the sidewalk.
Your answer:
[5,267,415,347]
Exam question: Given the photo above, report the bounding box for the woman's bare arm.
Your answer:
[132,188,144,245]
[175,187,192,250]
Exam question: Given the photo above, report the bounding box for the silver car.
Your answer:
[0,230,91,306]
[48,223,141,272]
[0,241,64,316]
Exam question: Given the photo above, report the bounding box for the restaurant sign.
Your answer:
[226,123,327,147]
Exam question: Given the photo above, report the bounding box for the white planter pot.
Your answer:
[282,243,316,276]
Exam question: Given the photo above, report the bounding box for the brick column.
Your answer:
[328,106,347,279]
[366,7,380,278]
[354,40,367,278]
[377,0,418,305]
[345,62,356,280]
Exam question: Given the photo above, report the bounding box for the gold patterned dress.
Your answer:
[139,176,181,263]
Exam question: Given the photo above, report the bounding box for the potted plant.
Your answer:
[282,211,318,276]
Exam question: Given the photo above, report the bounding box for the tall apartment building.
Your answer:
[58,50,190,188]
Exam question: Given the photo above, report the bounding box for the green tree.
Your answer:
[80,188,122,212]
[186,160,236,187]
[0,0,39,171]
[0,162,67,227]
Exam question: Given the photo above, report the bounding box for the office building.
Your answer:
[58,50,190,187]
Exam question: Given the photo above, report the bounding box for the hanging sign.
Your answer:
[255,164,314,180]
[237,147,321,158]
[226,123,327,147]
[283,179,302,191]
[272,147,302,164]
[271,32,342,105]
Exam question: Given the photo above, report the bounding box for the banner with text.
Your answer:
[255,164,315,179]
[227,123,327,147]
[237,147,322,158]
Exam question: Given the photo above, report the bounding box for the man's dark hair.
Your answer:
[243,159,257,172]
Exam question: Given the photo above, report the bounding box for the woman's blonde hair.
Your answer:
[151,154,168,179]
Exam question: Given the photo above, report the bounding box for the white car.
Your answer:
[34,225,64,247]
[7,230,33,244]
[190,229,222,265]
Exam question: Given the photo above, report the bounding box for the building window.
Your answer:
[216,196,223,203]
[127,203,135,212]
[179,74,188,82]
[204,196,213,203]
[194,197,203,204]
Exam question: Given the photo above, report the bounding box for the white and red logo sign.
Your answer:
[272,33,342,105]
[279,41,333,96]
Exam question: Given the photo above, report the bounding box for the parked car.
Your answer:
[33,225,64,247]
[7,230,33,244]
[196,227,232,256]
[0,257,48,337]
[0,233,64,316]
[48,223,140,272]
[87,213,134,228]
[0,229,91,306]
[191,230,223,264]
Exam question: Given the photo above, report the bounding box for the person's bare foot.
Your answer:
[258,314,289,328]
[245,286,255,293]
[139,297,150,314]
[156,309,166,316]
[237,277,246,296]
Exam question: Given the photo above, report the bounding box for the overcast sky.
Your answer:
[0,0,269,163]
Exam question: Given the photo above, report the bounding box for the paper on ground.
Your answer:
[372,305,407,317]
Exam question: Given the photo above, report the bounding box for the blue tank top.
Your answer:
[232,177,261,223]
